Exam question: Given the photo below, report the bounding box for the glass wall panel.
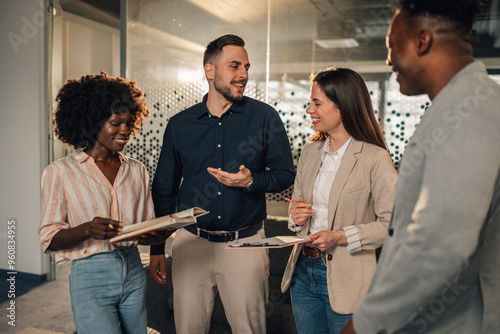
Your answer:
[125,0,500,207]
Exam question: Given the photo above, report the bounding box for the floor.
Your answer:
[0,276,45,305]
[0,263,75,334]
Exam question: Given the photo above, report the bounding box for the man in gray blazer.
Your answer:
[343,0,500,333]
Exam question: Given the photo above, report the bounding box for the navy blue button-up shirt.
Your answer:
[150,94,295,254]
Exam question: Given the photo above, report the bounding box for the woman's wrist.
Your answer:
[334,230,348,245]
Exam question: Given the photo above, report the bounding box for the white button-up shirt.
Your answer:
[289,136,362,253]
[309,136,352,235]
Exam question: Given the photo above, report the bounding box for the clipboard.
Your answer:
[228,235,311,249]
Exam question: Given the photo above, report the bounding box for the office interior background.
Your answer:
[1,0,500,290]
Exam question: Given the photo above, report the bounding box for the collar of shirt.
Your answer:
[194,93,246,119]
[73,150,130,165]
[321,136,352,161]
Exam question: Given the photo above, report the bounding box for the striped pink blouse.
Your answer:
[39,151,155,264]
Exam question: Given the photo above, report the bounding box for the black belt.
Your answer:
[184,222,263,243]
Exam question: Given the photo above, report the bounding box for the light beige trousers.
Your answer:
[171,227,270,334]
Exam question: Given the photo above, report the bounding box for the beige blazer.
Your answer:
[281,138,397,314]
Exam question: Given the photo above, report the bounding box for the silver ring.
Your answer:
[295,214,298,219]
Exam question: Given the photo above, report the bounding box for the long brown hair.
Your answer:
[310,67,387,150]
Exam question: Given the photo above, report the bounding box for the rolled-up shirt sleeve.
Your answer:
[343,225,362,253]
[288,217,303,232]
[39,165,70,253]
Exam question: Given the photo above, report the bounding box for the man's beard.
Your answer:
[214,76,245,103]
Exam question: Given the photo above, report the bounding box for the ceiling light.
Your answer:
[315,38,359,49]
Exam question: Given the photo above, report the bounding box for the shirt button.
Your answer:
[218,122,221,126]
[388,228,394,237]
[217,144,221,148]
[328,254,332,261]
[218,192,221,195]
[218,216,221,219]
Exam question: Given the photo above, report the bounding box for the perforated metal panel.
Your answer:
[124,81,206,183]
[383,74,429,169]
[124,76,429,202]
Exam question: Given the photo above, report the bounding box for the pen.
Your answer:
[95,209,114,230]
[283,197,297,204]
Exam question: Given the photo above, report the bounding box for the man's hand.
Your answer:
[137,228,175,245]
[207,164,252,188]
[342,319,357,334]
[149,254,167,285]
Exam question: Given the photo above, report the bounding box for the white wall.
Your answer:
[63,12,120,82]
[0,1,120,277]
[0,0,47,276]
[53,12,120,161]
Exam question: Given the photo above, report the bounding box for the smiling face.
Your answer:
[306,82,344,137]
[209,45,250,103]
[93,110,133,153]
[386,10,426,96]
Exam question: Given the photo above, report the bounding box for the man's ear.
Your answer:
[417,29,432,56]
[204,63,214,80]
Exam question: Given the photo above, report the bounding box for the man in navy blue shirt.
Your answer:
[150,33,295,333]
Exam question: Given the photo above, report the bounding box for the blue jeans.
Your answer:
[69,246,147,334]
[290,252,352,334]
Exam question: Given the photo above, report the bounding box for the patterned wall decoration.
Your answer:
[124,81,206,184]
[383,74,430,169]
[263,80,314,201]
[124,76,429,204]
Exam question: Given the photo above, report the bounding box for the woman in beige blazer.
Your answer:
[281,67,397,334]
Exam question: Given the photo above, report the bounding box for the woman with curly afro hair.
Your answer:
[39,72,172,334]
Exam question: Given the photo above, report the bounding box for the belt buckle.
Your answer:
[304,245,321,258]
[221,232,232,243]
[206,231,228,242]
[207,233,219,242]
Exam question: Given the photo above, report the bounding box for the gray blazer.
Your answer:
[281,138,397,314]
[353,62,500,333]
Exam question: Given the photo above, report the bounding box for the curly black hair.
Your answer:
[395,0,482,32]
[54,71,149,150]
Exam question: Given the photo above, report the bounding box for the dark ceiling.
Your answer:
[79,0,120,19]
[62,0,500,75]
